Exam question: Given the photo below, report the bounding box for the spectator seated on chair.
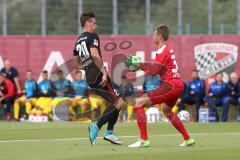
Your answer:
[178,69,205,121]
[222,72,240,122]
[51,69,73,115]
[13,70,38,121]
[0,73,15,120]
[70,70,90,120]
[30,71,55,117]
[206,73,227,122]
[0,59,22,94]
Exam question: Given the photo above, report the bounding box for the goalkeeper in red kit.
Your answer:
[125,25,195,148]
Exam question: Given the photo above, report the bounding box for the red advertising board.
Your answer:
[0,35,239,86]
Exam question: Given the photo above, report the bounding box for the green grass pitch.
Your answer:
[0,122,240,160]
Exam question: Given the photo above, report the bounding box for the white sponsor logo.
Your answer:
[93,39,98,46]
[38,51,73,82]
[194,43,238,79]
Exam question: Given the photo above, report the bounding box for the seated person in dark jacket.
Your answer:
[206,73,227,122]
[178,69,205,121]
[222,72,240,122]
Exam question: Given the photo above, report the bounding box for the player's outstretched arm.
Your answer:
[139,62,165,76]
[124,55,165,76]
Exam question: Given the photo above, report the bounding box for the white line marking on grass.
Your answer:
[0,132,240,143]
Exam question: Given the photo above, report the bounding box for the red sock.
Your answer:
[167,111,190,140]
[134,107,148,140]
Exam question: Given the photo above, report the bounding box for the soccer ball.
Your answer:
[130,55,141,66]
[125,55,141,72]
[128,65,139,72]
[177,110,190,122]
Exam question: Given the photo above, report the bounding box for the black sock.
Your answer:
[107,107,120,131]
[96,106,119,130]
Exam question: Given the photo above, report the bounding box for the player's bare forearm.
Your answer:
[14,77,21,91]
[73,56,83,70]
[90,48,107,75]
[90,47,107,87]
[139,62,165,76]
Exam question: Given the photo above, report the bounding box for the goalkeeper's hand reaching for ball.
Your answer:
[124,55,166,76]
[124,55,141,72]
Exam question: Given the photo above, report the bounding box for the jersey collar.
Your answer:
[156,44,167,54]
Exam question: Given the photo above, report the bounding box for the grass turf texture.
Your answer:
[0,122,239,160]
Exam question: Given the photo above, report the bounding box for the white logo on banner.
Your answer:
[194,43,238,79]
[0,55,3,69]
[38,51,73,82]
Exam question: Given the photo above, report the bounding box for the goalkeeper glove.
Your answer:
[124,55,141,72]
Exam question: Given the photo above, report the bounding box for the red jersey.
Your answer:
[139,43,182,85]
[139,43,184,107]
[154,44,181,82]
[0,78,15,98]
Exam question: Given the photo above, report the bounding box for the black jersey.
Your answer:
[73,32,121,103]
[73,32,102,84]
[0,67,19,84]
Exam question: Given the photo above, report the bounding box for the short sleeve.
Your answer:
[90,33,99,48]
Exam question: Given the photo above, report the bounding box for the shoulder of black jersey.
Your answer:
[11,66,17,71]
[90,32,99,39]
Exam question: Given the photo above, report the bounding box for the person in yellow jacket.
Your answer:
[13,70,38,120]
[50,69,73,117]
[69,71,90,120]
[30,71,55,116]
[89,93,107,120]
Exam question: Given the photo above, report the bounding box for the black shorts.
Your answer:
[88,75,121,104]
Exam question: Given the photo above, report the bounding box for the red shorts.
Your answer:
[147,80,184,108]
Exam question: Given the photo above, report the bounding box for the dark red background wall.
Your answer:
[0,35,239,85]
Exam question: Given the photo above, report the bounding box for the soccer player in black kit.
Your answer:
[73,12,126,145]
